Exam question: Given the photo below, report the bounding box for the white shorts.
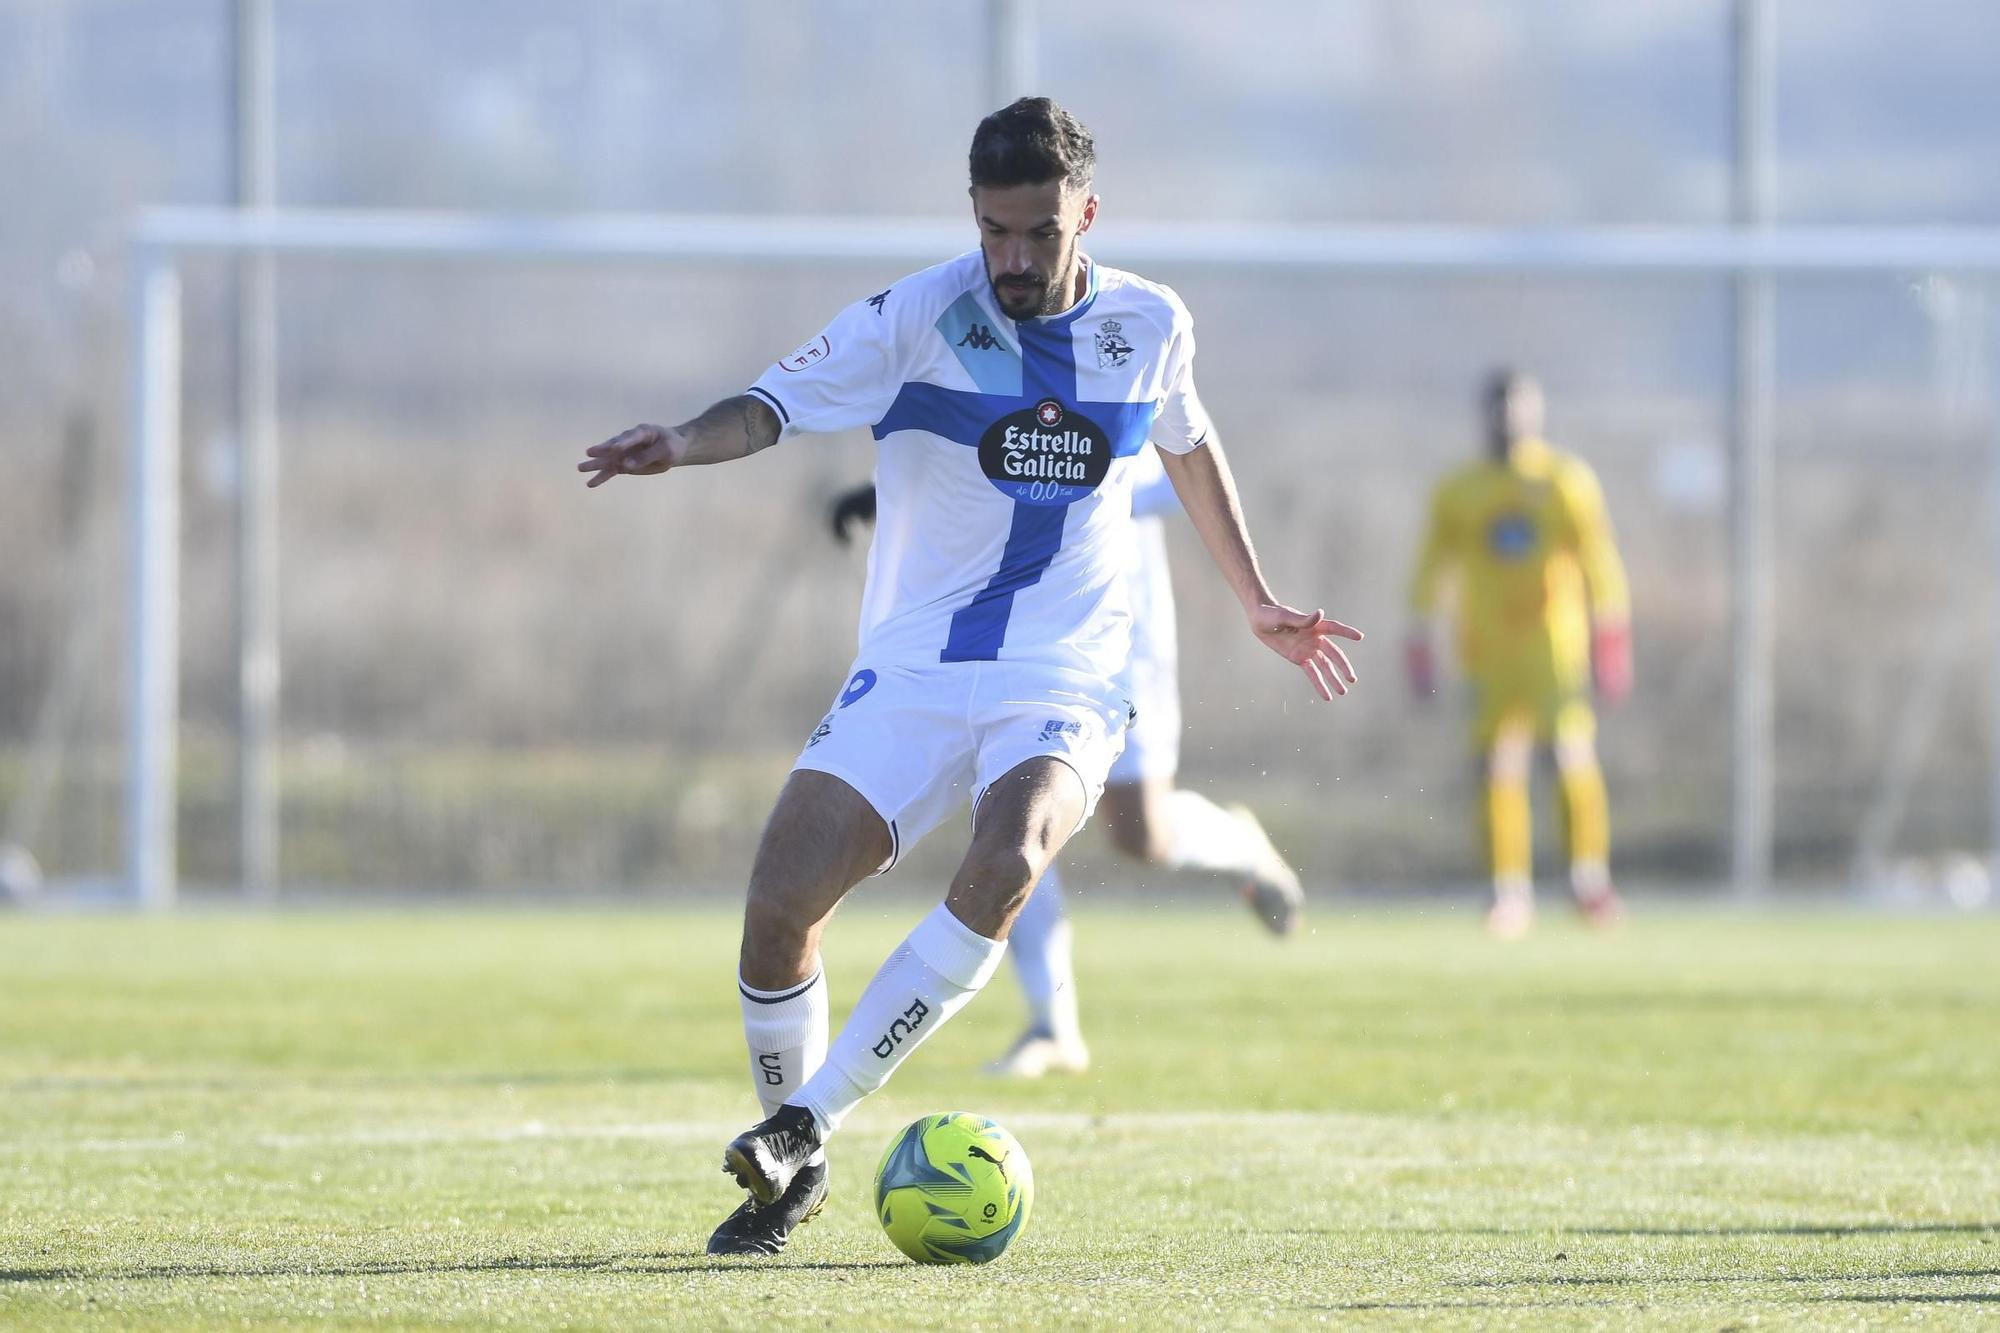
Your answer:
[793,660,1130,872]
[1108,517,1181,785]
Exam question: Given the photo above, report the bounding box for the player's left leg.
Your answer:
[727,756,1087,1202]
[724,663,1120,1204]
[1552,701,1621,926]
[1483,720,1536,939]
[713,661,973,1245]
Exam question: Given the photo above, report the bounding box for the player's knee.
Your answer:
[1487,734,1533,783]
[1553,735,1599,773]
[740,885,807,959]
[948,844,1040,935]
[1109,814,1171,865]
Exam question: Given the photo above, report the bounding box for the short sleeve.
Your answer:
[1150,305,1214,455]
[747,291,906,438]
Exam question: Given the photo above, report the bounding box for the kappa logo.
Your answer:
[1039,718,1083,743]
[867,289,890,315]
[1096,318,1135,368]
[807,716,833,747]
[957,323,1000,351]
[871,998,930,1059]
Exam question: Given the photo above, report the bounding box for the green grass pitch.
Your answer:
[2,904,1996,1329]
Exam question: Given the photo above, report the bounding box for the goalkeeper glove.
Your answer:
[827,484,877,546]
[1404,632,1437,701]
[1592,621,1632,705]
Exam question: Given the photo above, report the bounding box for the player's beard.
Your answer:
[988,234,1078,321]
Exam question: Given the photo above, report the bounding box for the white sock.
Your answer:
[1007,866,1080,1044]
[1162,789,1267,878]
[1570,858,1611,898]
[739,965,830,1162]
[792,902,1007,1135]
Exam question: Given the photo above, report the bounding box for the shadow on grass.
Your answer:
[1299,1299,1622,1313]
[1,1067,701,1096]
[1489,988,1992,1014]
[1817,1293,2000,1305]
[1301,1292,2000,1314]
[1461,1268,2000,1288]
[1270,1222,2000,1239]
[0,1250,903,1285]
[1565,1223,1999,1238]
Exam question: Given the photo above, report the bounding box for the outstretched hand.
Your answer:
[578,423,680,488]
[1251,603,1363,701]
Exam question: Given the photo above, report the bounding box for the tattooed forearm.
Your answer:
[674,394,782,465]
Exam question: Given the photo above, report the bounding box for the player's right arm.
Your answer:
[577,395,781,487]
[582,279,911,489]
[1403,480,1457,700]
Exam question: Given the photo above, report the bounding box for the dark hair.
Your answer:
[1485,367,1538,402]
[968,97,1095,192]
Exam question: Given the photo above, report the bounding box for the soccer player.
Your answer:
[580,98,1361,1256]
[1405,369,1631,939]
[831,443,1309,1082]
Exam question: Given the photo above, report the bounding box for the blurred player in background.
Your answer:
[830,444,1307,1080]
[581,97,1359,1256]
[1405,369,1631,938]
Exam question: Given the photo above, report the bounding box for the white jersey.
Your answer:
[748,251,1212,682]
[1121,443,1180,698]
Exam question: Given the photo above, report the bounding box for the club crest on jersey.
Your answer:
[1487,513,1537,561]
[977,398,1111,507]
[1095,319,1135,369]
[778,335,831,372]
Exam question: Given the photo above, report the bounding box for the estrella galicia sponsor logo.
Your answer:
[1038,718,1084,743]
[870,997,930,1059]
[957,323,1000,350]
[839,668,877,708]
[1095,318,1134,368]
[807,715,833,747]
[977,398,1110,506]
[867,289,890,315]
[778,335,830,372]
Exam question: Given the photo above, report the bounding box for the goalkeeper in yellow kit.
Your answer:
[1406,370,1631,937]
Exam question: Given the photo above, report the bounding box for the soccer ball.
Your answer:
[873,1111,1033,1264]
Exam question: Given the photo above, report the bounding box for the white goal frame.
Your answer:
[124,207,2000,907]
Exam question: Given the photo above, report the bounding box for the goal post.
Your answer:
[124,207,2000,908]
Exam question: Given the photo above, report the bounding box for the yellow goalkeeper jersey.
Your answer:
[1408,437,1629,685]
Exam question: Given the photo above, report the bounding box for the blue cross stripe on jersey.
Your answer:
[872,274,1160,662]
